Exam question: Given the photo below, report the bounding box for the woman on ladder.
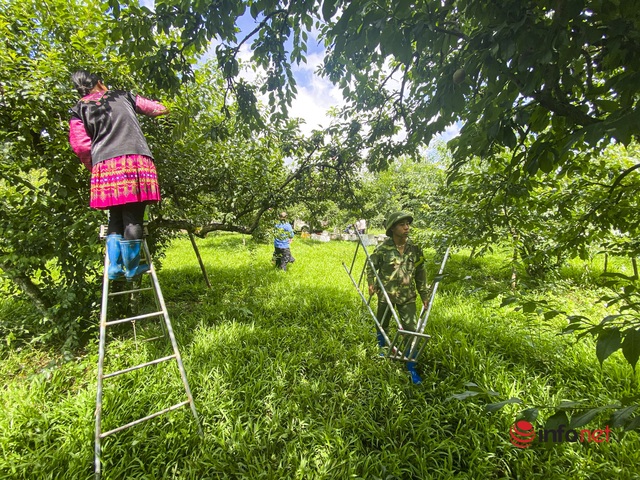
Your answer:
[69,70,168,281]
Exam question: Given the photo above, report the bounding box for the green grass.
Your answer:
[1,234,639,479]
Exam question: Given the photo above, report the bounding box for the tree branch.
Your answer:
[608,163,640,198]
[533,89,600,126]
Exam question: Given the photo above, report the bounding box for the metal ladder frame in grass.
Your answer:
[342,228,450,363]
[95,224,202,480]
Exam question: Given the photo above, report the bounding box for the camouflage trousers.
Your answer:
[376,301,417,333]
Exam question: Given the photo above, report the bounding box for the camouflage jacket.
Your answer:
[366,237,429,305]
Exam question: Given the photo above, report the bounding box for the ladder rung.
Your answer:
[106,311,165,326]
[109,286,154,297]
[141,335,165,343]
[99,400,190,438]
[397,330,431,340]
[103,354,177,379]
[388,352,407,361]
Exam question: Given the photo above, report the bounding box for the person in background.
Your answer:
[273,212,295,271]
[69,70,168,281]
[356,218,367,235]
[366,211,430,384]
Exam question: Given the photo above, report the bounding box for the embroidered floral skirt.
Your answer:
[90,155,161,209]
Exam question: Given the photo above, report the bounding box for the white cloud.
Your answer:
[442,122,461,141]
[290,66,343,134]
[227,46,344,135]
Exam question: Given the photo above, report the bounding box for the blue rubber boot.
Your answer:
[406,361,422,385]
[106,234,125,281]
[377,332,386,357]
[120,239,150,281]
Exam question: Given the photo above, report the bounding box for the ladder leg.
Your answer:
[143,240,203,436]
[95,249,110,479]
[142,245,168,339]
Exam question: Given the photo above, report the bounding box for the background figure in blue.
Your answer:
[273,212,295,271]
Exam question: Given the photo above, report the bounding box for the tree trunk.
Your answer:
[189,232,212,289]
[511,246,518,291]
[509,229,519,291]
[603,253,608,274]
[633,257,638,280]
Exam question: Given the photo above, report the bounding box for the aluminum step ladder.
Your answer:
[95,226,202,479]
[342,227,450,363]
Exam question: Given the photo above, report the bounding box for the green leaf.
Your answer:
[600,314,623,325]
[610,406,637,428]
[529,107,550,132]
[596,328,621,366]
[544,410,569,431]
[570,407,605,429]
[621,394,640,406]
[485,397,523,412]
[624,415,640,432]
[525,156,539,175]
[601,272,637,281]
[519,408,539,423]
[538,150,554,174]
[463,381,483,392]
[501,125,517,149]
[250,2,259,19]
[108,0,120,17]
[558,400,583,409]
[447,390,482,401]
[522,301,537,313]
[544,310,563,320]
[500,296,518,307]
[322,0,338,21]
[621,328,640,369]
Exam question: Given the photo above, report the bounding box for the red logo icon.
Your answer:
[510,420,536,448]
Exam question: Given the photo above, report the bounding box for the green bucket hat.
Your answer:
[385,211,413,236]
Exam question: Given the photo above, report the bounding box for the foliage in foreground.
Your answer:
[1,234,639,479]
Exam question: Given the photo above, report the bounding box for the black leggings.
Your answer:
[107,203,147,240]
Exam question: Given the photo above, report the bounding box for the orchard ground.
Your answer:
[1,233,639,479]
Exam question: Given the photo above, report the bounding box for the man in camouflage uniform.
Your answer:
[367,211,429,384]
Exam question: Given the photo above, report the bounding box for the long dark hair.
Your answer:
[71,70,101,97]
